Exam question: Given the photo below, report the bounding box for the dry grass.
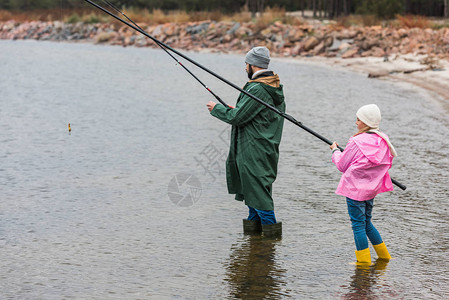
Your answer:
[0,8,108,22]
[336,14,381,27]
[0,10,13,21]
[395,14,431,28]
[0,6,292,25]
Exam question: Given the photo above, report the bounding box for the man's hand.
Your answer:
[207,101,217,112]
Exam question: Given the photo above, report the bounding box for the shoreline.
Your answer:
[1,20,448,110]
[295,55,449,112]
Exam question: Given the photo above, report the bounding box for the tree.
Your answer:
[356,0,403,19]
[246,0,265,17]
[445,0,448,18]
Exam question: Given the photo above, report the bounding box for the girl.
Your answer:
[330,104,396,265]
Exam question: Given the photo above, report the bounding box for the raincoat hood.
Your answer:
[249,73,284,105]
[352,133,392,165]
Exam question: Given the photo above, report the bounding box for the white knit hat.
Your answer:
[356,104,398,157]
[356,104,381,128]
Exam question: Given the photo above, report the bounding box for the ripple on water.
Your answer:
[0,40,448,299]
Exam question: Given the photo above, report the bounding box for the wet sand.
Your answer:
[291,54,449,111]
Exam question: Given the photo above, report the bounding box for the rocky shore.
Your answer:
[2,19,449,103]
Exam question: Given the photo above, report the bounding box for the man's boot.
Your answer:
[243,219,262,234]
[261,222,282,238]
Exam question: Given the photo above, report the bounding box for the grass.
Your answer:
[0,6,302,26]
[1,8,446,31]
[0,9,100,22]
[336,14,381,27]
[394,14,431,28]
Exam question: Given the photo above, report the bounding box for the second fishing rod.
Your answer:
[84,0,406,191]
[85,1,337,147]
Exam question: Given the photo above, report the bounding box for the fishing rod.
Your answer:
[97,0,230,108]
[83,0,406,191]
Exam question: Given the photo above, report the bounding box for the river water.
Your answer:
[1,40,448,299]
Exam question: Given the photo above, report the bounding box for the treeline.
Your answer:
[1,0,448,18]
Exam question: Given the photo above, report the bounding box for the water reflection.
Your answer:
[225,234,286,299]
[342,259,391,300]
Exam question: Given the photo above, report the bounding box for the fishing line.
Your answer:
[99,0,230,107]
[82,0,407,191]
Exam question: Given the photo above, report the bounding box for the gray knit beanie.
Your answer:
[245,46,270,69]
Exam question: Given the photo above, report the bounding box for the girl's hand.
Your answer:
[330,142,338,150]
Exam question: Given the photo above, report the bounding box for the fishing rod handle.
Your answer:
[391,178,407,190]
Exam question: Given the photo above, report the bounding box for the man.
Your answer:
[206,46,285,237]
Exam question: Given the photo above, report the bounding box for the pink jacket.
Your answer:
[332,133,394,201]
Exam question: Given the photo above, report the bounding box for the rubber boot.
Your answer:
[355,248,372,266]
[261,222,282,238]
[373,242,392,260]
[243,219,262,234]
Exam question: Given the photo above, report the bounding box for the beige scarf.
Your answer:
[368,128,398,157]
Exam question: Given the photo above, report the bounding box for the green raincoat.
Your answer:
[210,72,285,211]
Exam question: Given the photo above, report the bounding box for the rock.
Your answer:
[152,25,163,37]
[165,24,177,36]
[371,47,386,57]
[323,36,333,48]
[359,38,380,51]
[227,22,240,35]
[235,26,252,38]
[368,70,389,78]
[186,22,209,34]
[313,41,325,55]
[303,36,319,51]
[338,42,352,51]
[291,43,303,56]
[260,27,271,37]
[341,47,359,59]
[0,20,448,62]
[94,31,118,43]
[338,29,358,39]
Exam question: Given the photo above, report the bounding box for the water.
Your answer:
[1,40,448,299]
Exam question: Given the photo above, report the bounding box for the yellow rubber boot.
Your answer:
[373,242,392,260]
[355,248,372,266]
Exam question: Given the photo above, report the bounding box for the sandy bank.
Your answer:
[281,54,449,113]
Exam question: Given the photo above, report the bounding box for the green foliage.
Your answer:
[356,0,403,19]
[83,13,100,23]
[66,13,81,23]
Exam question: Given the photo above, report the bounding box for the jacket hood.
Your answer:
[249,73,284,105]
[352,133,392,165]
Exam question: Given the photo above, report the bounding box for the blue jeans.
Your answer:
[247,206,277,225]
[346,198,383,251]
